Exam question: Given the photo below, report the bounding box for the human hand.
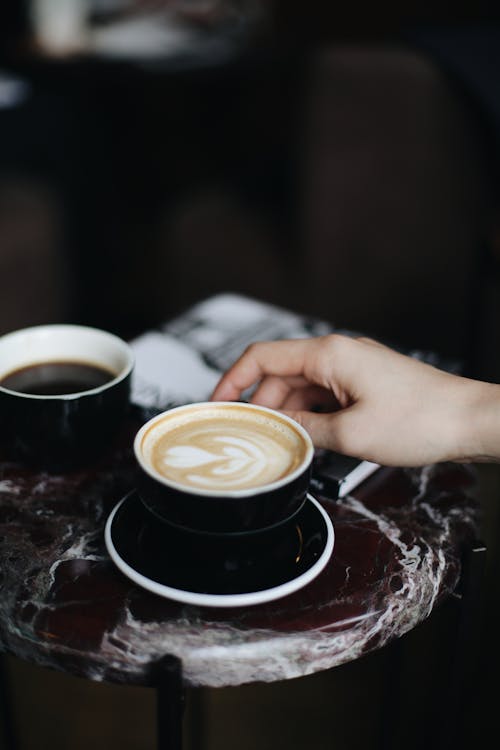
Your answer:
[211,334,500,466]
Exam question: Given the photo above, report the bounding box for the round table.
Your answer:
[0,404,481,750]
[0,405,479,692]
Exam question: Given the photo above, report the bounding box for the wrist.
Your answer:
[455,379,500,462]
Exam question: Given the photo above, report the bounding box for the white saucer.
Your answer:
[105,492,334,608]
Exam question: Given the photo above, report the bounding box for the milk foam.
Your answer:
[158,434,290,489]
[144,406,307,491]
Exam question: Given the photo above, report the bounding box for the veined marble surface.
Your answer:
[0,408,479,688]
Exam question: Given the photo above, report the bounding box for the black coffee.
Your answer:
[0,361,116,395]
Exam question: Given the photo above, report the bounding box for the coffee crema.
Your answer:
[142,405,308,492]
[0,360,116,396]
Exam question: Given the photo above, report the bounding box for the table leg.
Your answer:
[378,637,404,750]
[153,655,185,750]
[0,654,17,750]
[437,540,487,750]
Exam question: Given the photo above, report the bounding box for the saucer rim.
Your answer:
[104,492,334,608]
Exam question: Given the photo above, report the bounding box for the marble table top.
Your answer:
[0,406,479,688]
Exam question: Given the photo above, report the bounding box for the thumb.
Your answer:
[283,409,355,454]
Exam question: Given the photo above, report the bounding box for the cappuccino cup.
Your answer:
[0,324,134,471]
[134,401,314,534]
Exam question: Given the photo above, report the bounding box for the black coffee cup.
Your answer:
[134,401,314,534]
[0,324,134,471]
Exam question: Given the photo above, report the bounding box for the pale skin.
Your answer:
[211,334,500,467]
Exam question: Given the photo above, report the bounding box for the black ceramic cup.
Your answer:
[134,401,314,534]
[0,324,134,471]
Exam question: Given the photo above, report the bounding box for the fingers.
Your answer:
[281,409,347,453]
[211,334,390,402]
[211,338,323,401]
[284,407,369,458]
[249,374,310,409]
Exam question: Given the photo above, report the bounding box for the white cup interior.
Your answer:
[0,324,134,399]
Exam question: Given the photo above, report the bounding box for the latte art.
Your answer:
[157,432,297,489]
[143,405,308,492]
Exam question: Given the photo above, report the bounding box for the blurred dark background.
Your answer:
[1,1,500,374]
[1,1,500,749]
